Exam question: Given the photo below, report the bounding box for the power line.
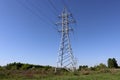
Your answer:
[16,0,47,24]
[27,0,59,31]
[16,0,57,30]
[48,0,59,14]
[26,0,57,29]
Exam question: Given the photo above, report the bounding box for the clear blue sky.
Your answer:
[0,0,120,67]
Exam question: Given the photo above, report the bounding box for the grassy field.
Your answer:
[0,69,120,80]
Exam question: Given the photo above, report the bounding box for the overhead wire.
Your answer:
[16,0,58,31]
[26,0,58,31]
[27,0,59,31]
[47,0,63,31]
[16,0,47,25]
[47,0,59,16]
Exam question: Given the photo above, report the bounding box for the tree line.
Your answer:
[0,58,119,71]
[0,62,52,70]
[78,58,119,71]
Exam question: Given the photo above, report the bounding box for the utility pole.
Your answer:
[56,8,76,72]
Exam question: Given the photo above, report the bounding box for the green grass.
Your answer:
[40,72,120,80]
[0,70,120,80]
[1,73,120,80]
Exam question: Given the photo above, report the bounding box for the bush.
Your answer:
[81,71,90,75]
[99,69,111,73]
[21,64,33,70]
[0,72,7,78]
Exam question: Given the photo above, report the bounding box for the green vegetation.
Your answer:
[0,69,120,80]
[0,58,120,80]
[108,58,118,68]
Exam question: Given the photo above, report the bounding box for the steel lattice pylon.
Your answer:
[56,8,76,72]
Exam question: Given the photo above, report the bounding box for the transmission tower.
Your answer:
[56,8,76,72]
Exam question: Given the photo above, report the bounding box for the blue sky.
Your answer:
[0,0,120,67]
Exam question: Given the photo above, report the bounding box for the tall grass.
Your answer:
[0,69,120,80]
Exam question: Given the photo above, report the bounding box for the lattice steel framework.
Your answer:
[56,8,76,72]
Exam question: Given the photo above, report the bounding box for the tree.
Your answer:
[78,65,88,71]
[90,63,107,71]
[5,62,23,70]
[107,58,118,68]
[112,58,118,68]
[21,64,32,70]
[99,63,107,69]
[0,66,3,70]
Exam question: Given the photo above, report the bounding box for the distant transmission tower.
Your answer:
[56,8,76,72]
